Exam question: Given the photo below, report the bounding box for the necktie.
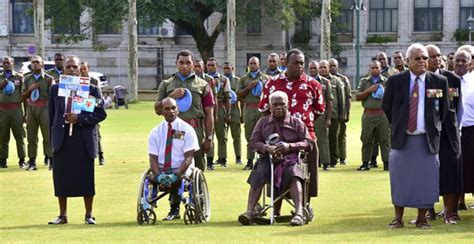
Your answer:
[407,77,420,133]
[163,122,173,173]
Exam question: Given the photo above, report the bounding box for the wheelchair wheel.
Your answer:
[191,169,211,222]
[136,169,157,214]
[306,205,314,223]
[183,205,197,225]
[137,208,156,225]
[302,207,311,225]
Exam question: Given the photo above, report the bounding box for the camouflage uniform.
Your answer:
[209,73,231,163]
[323,74,345,166]
[334,73,351,164]
[312,75,333,167]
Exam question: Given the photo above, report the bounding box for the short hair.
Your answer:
[406,43,428,59]
[176,49,194,61]
[425,44,441,54]
[457,45,474,55]
[80,61,89,68]
[269,91,288,105]
[54,53,65,58]
[370,60,381,67]
[377,51,388,58]
[319,60,329,66]
[222,61,232,66]
[207,57,218,65]
[268,52,279,60]
[65,55,81,64]
[393,51,403,56]
[454,49,472,63]
[249,56,260,63]
[30,55,44,63]
[286,48,304,61]
[329,58,339,66]
[162,97,177,107]
[2,56,13,63]
[308,60,319,66]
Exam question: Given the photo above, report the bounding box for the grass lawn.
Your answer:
[1,101,473,243]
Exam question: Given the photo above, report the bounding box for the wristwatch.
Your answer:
[206,135,213,140]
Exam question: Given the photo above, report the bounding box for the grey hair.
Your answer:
[329,58,339,66]
[3,56,13,62]
[65,55,81,64]
[454,49,472,63]
[269,91,288,105]
[406,43,428,59]
[309,60,319,66]
[457,45,474,55]
[425,44,441,54]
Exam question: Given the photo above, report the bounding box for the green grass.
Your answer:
[1,102,473,243]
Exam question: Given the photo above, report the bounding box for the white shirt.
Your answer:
[407,72,426,134]
[148,117,200,172]
[460,72,474,127]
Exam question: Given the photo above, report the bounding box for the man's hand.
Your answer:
[247,80,258,89]
[202,138,212,153]
[64,113,78,124]
[266,145,277,155]
[324,118,331,128]
[368,84,378,93]
[169,88,185,99]
[224,114,231,124]
[28,82,40,92]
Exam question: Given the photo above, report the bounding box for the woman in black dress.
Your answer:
[48,56,106,224]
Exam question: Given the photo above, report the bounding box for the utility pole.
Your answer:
[128,0,138,101]
[226,0,236,66]
[33,0,45,58]
[320,0,331,60]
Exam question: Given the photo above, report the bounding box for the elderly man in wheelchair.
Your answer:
[136,97,210,225]
[238,91,313,226]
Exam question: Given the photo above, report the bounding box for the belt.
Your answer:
[245,102,260,109]
[0,102,21,110]
[184,118,201,128]
[27,99,47,107]
[364,108,384,115]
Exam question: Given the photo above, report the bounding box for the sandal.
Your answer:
[238,212,253,225]
[48,215,68,225]
[290,214,305,226]
[415,220,431,229]
[388,219,404,229]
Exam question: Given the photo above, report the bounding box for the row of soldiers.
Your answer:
[0,53,105,170]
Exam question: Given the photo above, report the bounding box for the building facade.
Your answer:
[0,0,472,89]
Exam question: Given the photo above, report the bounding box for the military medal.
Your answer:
[413,92,418,98]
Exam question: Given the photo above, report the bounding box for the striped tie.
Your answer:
[407,77,420,133]
[163,122,173,173]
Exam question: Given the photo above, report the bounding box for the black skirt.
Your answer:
[439,129,463,195]
[462,126,474,193]
[53,125,95,197]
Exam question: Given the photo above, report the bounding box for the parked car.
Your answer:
[19,61,109,88]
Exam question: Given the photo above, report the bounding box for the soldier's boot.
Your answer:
[207,157,214,170]
[216,158,227,167]
[44,156,50,166]
[243,159,253,170]
[357,162,370,171]
[98,152,105,166]
[18,158,26,169]
[369,156,378,168]
[383,161,389,171]
[26,158,37,171]
[0,158,7,168]
[340,159,347,165]
[235,156,242,164]
[323,164,330,171]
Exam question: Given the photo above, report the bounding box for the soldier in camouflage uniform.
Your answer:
[206,57,231,167]
[262,53,283,77]
[309,60,333,170]
[393,51,409,73]
[46,53,64,83]
[21,55,54,171]
[329,58,351,165]
[355,61,390,171]
[80,61,105,165]
[223,61,242,164]
[193,58,217,170]
[156,50,215,172]
[237,56,269,170]
[319,60,345,168]
[0,56,26,168]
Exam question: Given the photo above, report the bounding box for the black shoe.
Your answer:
[18,158,26,169]
[0,159,7,168]
[85,216,96,224]
[383,162,389,171]
[243,165,253,170]
[163,212,180,221]
[26,161,37,171]
[48,216,68,225]
[330,164,336,168]
[207,165,215,170]
[323,164,329,171]
[99,156,105,165]
[369,162,378,168]
[236,157,242,164]
[357,163,370,171]
[340,159,346,165]
[44,156,50,166]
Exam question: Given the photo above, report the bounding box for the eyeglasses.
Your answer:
[414,56,429,61]
[65,65,79,69]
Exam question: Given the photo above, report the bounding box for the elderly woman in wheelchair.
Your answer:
[238,91,313,226]
[137,98,210,225]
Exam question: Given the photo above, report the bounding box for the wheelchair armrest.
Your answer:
[298,150,308,164]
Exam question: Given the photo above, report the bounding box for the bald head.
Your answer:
[248,56,260,72]
[377,52,388,67]
[319,60,329,77]
[329,58,339,75]
[162,97,177,107]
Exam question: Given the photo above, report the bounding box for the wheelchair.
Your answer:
[252,150,314,225]
[136,168,211,225]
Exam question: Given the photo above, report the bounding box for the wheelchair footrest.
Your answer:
[274,215,293,223]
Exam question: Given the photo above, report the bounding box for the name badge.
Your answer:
[173,130,186,140]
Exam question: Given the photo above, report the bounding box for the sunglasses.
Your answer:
[414,56,429,61]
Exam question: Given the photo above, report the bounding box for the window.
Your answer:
[246,4,261,34]
[460,0,474,29]
[414,0,443,32]
[138,16,160,35]
[12,0,34,34]
[334,0,353,34]
[369,0,398,32]
[96,23,122,35]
